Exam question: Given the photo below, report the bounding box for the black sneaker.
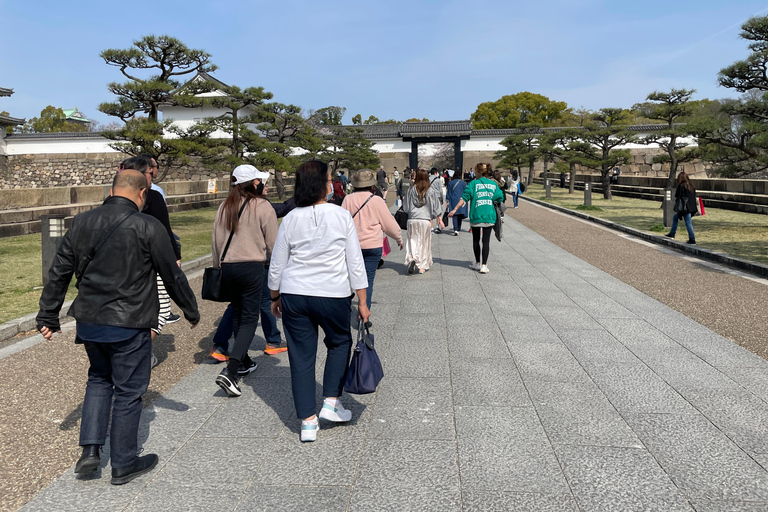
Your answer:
[110,454,159,485]
[237,358,258,377]
[686,239,696,245]
[377,259,384,269]
[407,260,416,275]
[664,233,675,239]
[165,313,181,324]
[215,367,242,397]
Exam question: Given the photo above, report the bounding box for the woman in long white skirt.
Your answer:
[403,169,442,274]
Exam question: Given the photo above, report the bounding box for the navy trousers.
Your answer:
[281,294,353,419]
[79,329,152,469]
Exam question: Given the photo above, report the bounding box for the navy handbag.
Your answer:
[344,319,384,394]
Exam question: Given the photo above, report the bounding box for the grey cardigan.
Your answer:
[404,186,442,221]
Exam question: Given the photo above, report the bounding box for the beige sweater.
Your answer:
[212,198,278,267]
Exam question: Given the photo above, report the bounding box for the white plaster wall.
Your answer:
[461,137,506,152]
[4,137,119,155]
[371,139,412,153]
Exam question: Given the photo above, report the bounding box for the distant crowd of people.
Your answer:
[34,156,518,485]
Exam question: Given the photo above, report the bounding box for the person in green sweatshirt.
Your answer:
[448,162,503,274]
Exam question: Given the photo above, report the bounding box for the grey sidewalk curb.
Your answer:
[0,254,211,345]
[521,195,768,279]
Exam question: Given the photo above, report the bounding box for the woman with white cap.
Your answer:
[212,165,279,397]
[342,169,403,310]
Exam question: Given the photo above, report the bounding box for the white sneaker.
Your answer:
[479,265,490,274]
[318,399,352,422]
[300,419,319,442]
[469,262,481,271]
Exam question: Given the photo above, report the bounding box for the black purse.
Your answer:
[394,207,408,230]
[201,200,249,302]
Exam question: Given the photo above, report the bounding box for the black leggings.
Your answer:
[472,226,493,265]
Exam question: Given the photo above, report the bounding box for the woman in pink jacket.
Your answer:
[342,169,404,310]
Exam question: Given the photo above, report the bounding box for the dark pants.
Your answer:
[472,226,493,265]
[221,262,264,374]
[453,215,464,232]
[512,192,519,208]
[360,247,382,309]
[670,212,695,241]
[281,294,353,419]
[213,266,280,351]
[79,330,152,469]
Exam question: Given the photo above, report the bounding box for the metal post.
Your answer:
[584,181,592,206]
[545,179,551,198]
[663,188,674,228]
[41,215,66,286]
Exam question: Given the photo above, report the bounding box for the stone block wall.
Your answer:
[0,153,232,189]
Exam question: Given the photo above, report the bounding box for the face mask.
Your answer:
[327,192,334,201]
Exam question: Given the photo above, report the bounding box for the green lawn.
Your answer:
[0,207,218,325]
[525,183,768,264]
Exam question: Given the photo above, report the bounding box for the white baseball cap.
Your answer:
[232,164,270,185]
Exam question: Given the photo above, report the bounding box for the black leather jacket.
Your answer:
[37,195,200,331]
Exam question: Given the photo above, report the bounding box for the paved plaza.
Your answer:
[19,213,768,512]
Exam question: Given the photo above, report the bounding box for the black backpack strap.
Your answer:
[352,194,375,219]
[219,199,250,265]
[76,209,138,288]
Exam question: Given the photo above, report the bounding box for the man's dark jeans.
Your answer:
[79,329,152,469]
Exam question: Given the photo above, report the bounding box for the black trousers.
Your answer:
[472,226,493,265]
[221,261,264,373]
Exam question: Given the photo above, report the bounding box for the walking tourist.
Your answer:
[268,160,369,442]
[212,165,279,397]
[665,171,698,244]
[446,170,468,235]
[209,174,288,363]
[398,171,413,200]
[429,168,446,233]
[36,170,199,485]
[448,163,504,274]
[393,166,400,192]
[376,166,389,200]
[509,170,520,209]
[404,169,442,274]
[342,169,403,309]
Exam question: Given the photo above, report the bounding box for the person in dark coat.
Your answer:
[446,170,468,235]
[665,171,697,244]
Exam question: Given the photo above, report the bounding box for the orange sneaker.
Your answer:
[209,348,229,362]
[264,344,287,355]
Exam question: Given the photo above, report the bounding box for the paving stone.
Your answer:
[450,358,527,406]
[571,295,637,318]
[356,439,459,490]
[461,490,578,511]
[454,406,544,442]
[257,436,364,486]
[687,498,768,512]
[558,329,638,367]
[369,404,455,440]
[555,444,694,512]
[375,377,453,408]
[349,487,461,511]
[626,412,768,501]
[379,343,451,378]
[585,361,696,414]
[509,342,592,383]
[236,484,352,511]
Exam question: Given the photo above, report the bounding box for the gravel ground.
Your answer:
[0,274,227,512]
[513,198,768,360]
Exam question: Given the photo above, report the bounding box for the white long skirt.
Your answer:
[405,219,433,271]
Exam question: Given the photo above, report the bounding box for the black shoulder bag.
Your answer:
[202,199,249,302]
[75,210,138,289]
[352,194,374,219]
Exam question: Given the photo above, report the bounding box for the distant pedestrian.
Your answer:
[404,169,442,274]
[393,167,400,192]
[212,165,279,397]
[509,170,520,209]
[376,166,389,200]
[446,170,467,235]
[448,163,504,274]
[342,169,404,309]
[493,170,507,204]
[665,171,697,245]
[269,160,369,442]
[36,170,199,485]
[398,172,413,200]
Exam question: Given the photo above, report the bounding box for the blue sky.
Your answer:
[2,0,768,126]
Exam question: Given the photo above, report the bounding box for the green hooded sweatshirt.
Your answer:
[462,177,504,225]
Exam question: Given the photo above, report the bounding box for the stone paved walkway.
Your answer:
[21,216,768,512]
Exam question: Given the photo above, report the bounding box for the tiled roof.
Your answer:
[0,87,14,97]
[6,131,105,139]
[401,120,472,137]
[0,113,25,126]
[471,124,669,137]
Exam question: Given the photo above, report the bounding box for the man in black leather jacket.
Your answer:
[36,170,200,485]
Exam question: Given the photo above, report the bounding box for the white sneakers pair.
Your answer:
[300,399,352,442]
[470,262,490,274]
